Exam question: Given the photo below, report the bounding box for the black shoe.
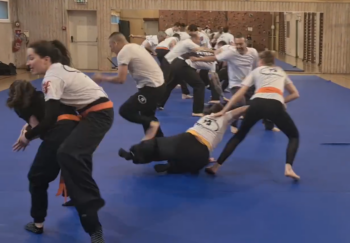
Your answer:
[25,222,43,234]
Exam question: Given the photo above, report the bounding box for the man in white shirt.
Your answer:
[155,33,180,63]
[214,26,234,49]
[192,34,280,132]
[130,31,167,55]
[158,32,214,115]
[165,22,180,37]
[93,32,165,140]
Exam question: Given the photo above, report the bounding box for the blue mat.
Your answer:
[0,74,350,243]
[275,58,304,72]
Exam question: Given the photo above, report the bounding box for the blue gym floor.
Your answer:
[1,73,350,243]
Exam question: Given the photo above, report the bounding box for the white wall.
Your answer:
[0,23,14,64]
[285,12,304,58]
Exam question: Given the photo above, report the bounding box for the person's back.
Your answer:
[187,112,234,151]
[164,39,199,64]
[44,63,108,109]
[117,43,164,88]
[249,65,291,104]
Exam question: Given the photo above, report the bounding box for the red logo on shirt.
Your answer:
[42,81,51,94]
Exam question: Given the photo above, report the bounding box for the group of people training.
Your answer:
[6,22,300,243]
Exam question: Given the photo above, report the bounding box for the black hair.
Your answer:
[28,40,71,66]
[217,41,227,46]
[7,80,36,109]
[203,103,224,115]
[188,24,198,32]
[173,33,181,40]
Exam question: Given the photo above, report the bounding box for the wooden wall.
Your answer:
[9,0,350,73]
[159,11,273,51]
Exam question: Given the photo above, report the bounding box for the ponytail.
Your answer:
[51,40,71,66]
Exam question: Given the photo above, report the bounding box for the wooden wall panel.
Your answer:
[9,0,350,73]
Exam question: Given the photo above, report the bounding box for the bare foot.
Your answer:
[272,127,280,132]
[182,94,193,99]
[142,121,160,141]
[209,157,216,163]
[230,126,238,134]
[285,164,300,180]
[205,163,221,175]
[208,100,220,104]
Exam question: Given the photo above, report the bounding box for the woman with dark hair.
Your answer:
[8,79,79,231]
[16,40,114,243]
[119,103,247,174]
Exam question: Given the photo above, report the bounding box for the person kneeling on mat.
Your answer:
[119,103,248,174]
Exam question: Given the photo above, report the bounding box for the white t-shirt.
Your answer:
[242,66,292,104]
[141,35,158,51]
[42,63,108,109]
[187,112,235,151]
[165,28,177,37]
[178,32,191,40]
[164,39,200,64]
[117,43,164,88]
[215,33,234,49]
[157,37,178,49]
[199,32,212,48]
[216,46,259,88]
[181,51,216,72]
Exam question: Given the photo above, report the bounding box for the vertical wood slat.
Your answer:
[8,0,350,73]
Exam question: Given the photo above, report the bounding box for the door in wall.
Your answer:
[68,10,98,70]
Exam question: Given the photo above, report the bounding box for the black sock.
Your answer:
[25,222,44,234]
[118,148,134,160]
[90,227,105,243]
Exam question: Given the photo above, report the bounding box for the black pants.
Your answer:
[160,58,190,95]
[160,58,206,114]
[218,67,229,91]
[119,84,165,138]
[130,132,210,173]
[217,98,299,166]
[58,107,114,234]
[28,119,79,224]
[198,69,220,101]
[155,48,169,64]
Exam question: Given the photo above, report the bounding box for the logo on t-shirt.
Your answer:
[42,81,51,94]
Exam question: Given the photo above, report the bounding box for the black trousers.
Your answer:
[160,58,206,114]
[28,119,79,224]
[130,132,210,173]
[119,84,165,138]
[217,98,299,166]
[198,69,220,101]
[58,108,114,234]
[155,48,168,64]
[218,67,229,91]
[160,58,190,96]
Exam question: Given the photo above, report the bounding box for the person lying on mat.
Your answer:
[118,103,248,174]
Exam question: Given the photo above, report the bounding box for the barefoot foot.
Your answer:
[285,164,300,180]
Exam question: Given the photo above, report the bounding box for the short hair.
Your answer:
[109,32,126,42]
[174,22,181,27]
[188,24,198,32]
[203,103,224,115]
[235,33,245,39]
[157,31,167,39]
[223,26,229,33]
[259,50,275,66]
[179,23,186,28]
[173,33,180,40]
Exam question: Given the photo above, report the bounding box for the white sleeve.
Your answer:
[215,48,234,62]
[241,73,254,87]
[285,75,293,85]
[185,39,200,51]
[42,76,65,101]
[117,48,130,65]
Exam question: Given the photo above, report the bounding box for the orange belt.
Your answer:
[156,47,169,50]
[256,87,283,96]
[56,100,114,203]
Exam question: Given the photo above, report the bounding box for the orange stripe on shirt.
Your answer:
[256,87,283,96]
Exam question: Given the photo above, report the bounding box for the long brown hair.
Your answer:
[7,80,36,109]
